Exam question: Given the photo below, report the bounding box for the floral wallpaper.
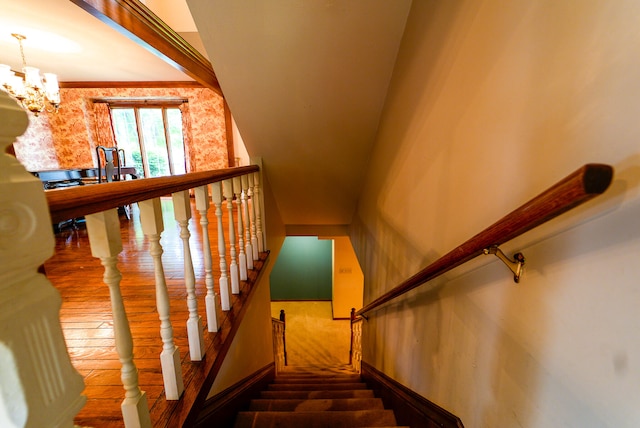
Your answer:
[13,86,228,173]
[13,113,59,171]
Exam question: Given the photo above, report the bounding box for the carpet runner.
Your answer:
[234,365,408,428]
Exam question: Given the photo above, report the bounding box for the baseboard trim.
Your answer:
[192,362,276,428]
[361,361,464,428]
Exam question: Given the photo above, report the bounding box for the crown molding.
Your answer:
[70,0,221,95]
[60,81,205,89]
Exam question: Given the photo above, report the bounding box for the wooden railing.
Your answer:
[357,163,614,317]
[271,310,287,372]
[1,92,270,428]
[350,308,363,373]
[45,166,258,223]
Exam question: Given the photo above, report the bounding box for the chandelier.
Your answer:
[0,33,60,116]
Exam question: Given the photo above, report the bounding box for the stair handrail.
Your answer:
[356,163,614,317]
[45,165,259,223]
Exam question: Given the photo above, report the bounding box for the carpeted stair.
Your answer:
[234,365,408,428]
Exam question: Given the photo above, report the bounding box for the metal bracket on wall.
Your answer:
[483,246,525,283]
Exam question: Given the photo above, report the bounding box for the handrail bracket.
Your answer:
[483,246,525,283]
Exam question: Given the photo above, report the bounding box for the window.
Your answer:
[110,104,186,178]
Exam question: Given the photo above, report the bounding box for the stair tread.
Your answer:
[261,389,375,399]
[279,365,356,372]
[234,409,397,428]
[268,382,367,391]
[249,397,384,411]
[274,375,362,383]
[233,365,401,428]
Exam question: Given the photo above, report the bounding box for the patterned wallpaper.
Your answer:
[13,86,228,173]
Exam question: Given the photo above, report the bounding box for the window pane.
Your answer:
[139,108,170,177]
[167,108,186,175]
[111,108,144,177]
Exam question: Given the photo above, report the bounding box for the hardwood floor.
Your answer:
[44,197,263,427]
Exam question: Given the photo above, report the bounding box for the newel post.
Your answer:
[0,91,86,427]
[280,309,287,366]
[349,308,355,365]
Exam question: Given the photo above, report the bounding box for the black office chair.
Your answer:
[96,146,131,219]
[96,146,125,183]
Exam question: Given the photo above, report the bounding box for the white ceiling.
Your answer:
[189,0,412,227]
[1,0,412,229]
[0,0,192,82]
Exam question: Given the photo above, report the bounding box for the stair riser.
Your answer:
[273,376,362,383]
[268,383,367,391]
[234,366,400,428]
[235,410,398,428]
[249,398,384,411]
[260,390,375,399]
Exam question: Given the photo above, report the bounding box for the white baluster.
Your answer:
[195,185,218,332]
[211,182,231,310]
[0,92,85,428]
[138,198,184,400]
[233,176,248,281]
[172,191,205,361]
[86,209,151,428]
[247,173,259,261]
[241,174,254,270]
[223,179,240,294]
[253,171,265,252]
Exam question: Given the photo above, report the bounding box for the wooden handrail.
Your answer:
[46,165,258,223]
[357,163,614,316]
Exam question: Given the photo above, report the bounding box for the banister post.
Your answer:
[252,171,265,252]
[85,209,151,427]
[247,173,259,261]
[195,185,219,332]
[0,92,86,428]
[241,174,254,270]
[233,176,248,281]
[223,179,240,294]
[172,190,205,361]
[211,182,231,310]
[138,198,184,400]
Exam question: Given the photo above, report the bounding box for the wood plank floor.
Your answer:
[44,197,262,427]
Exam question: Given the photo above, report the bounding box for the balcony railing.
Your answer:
[1,94,269,428]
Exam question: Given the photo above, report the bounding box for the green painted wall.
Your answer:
[270,237,332,300]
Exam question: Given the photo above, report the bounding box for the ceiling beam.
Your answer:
[70,0,222,95]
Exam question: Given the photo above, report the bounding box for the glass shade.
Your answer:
[43,73,60,104]
[23,66,43,90]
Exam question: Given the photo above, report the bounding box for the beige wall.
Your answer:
[352,1,640,427]
[331,237,364,319]
[207,264,274,398]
